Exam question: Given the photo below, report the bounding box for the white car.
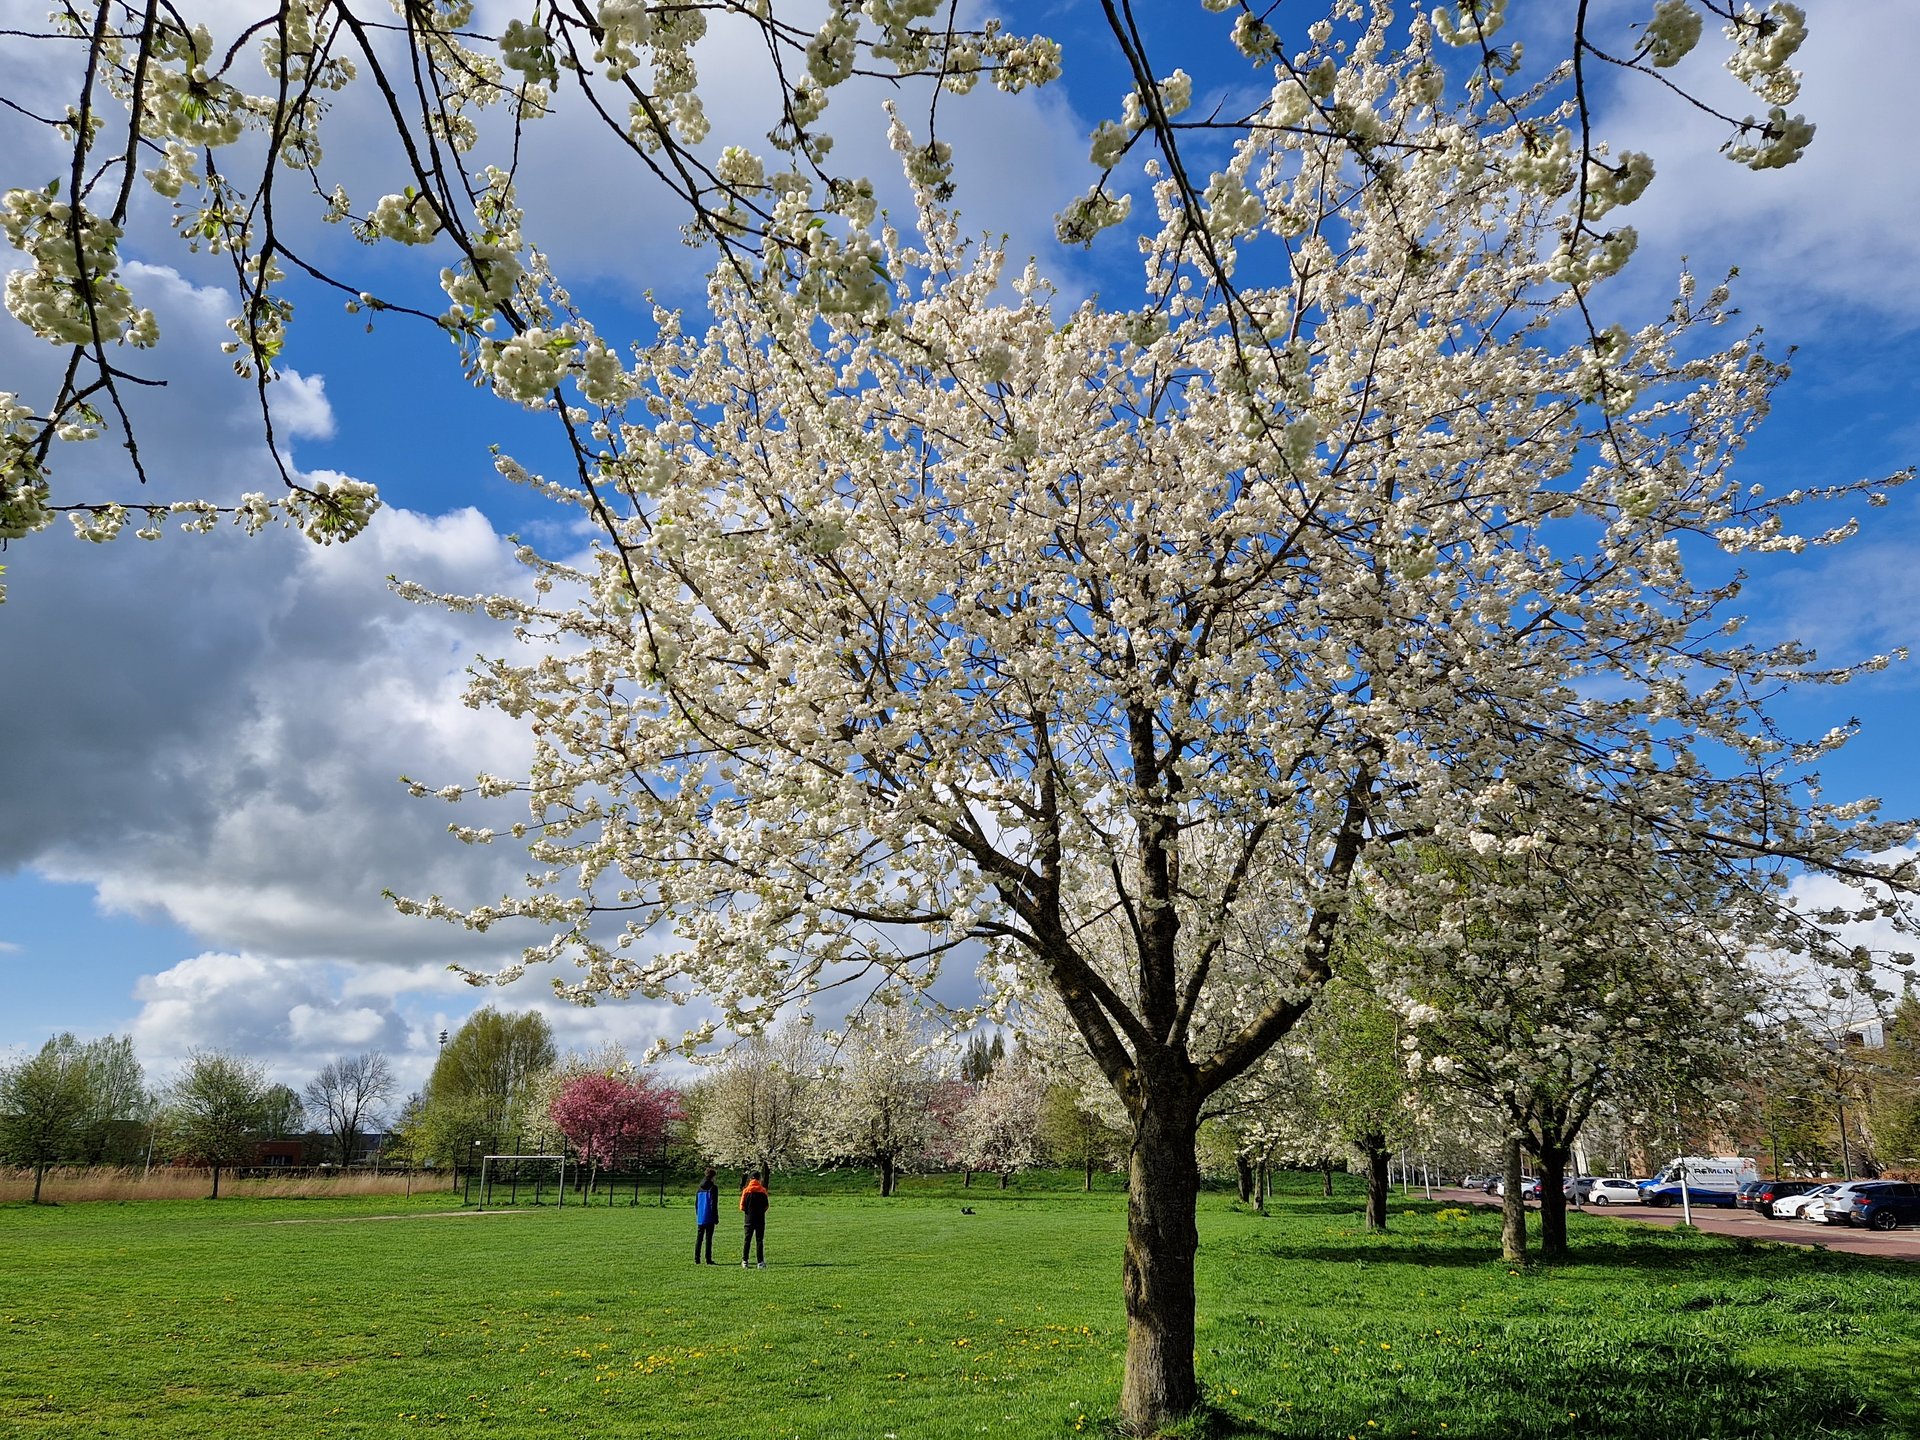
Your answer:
[1801,1181,1877,1225]
[1772,1183,1841,1219]
[1585,1177,1645,1206]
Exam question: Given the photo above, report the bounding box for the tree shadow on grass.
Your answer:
[1239,1233,1866,1276]
[1244,1198,1376,1219]
[1237,1239,1532,1269]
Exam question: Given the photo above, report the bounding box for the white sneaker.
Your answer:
[741,1260,749,1269]
[757,1261,766,1269]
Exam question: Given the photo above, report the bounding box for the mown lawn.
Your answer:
[3,1171,1916,1438]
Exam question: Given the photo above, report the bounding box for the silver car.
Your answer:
[1585,1177,1645,1205]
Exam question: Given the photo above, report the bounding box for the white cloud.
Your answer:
[286,1002,390,1047]
[120,951,701,1093]
[0,248,550,976]
[130,952,413,1082]
[7,500,547,967]
[1770,846,1920,1005]
[1598,0,1920,329]
[274,371,337,441]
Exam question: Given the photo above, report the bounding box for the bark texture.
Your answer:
[1118,1073,1201,1435]
[1362,1135,1391,1231]
[1500,1135,1527,1262]
[1536,1145,1571,1258]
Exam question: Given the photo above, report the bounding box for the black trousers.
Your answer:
[695,1221,715,1263]
[743,1216,765,1263]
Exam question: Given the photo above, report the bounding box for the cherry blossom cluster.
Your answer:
[2,188,155,349]
[0,0,1845,610]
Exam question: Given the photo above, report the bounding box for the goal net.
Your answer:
[476,1153,568,1209]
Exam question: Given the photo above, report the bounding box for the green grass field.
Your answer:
[4,1172,1918,1439]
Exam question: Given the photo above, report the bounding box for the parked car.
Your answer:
[1586,1177,1646,1205]
[1460,1174,1495,1191]
[1803,1181,1879,1225]
[1847,1181,1920,1231]
[1569,1176,1600,1204]
[1738,1178,1818,1211]
[1771,1183,1841,1220]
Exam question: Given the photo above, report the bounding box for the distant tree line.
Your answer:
[11,987,1919,1212]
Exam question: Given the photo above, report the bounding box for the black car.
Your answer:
[1847,1181,1920,1231]
[1738,1178,1818,1210]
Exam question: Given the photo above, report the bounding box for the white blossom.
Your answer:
[1644,0,1703,67]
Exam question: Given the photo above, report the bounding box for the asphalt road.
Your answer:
[1432,1186,1920,1260]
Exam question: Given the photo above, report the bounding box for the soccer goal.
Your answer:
[475,1153,568,1209]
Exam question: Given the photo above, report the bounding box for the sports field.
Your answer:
[4,1172,1917,1438]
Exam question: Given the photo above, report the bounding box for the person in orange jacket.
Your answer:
[739,1170,770,1268]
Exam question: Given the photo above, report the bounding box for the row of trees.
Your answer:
[386,1005,1128,1194]
[0,1036,408,1199]
[681,1009,1130,1195]
[15,982,1919,1213]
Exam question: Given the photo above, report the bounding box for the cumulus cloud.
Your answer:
[131,952,414,1082]
[1597,0,1920,329]
[2,493,547,967]
[125,950,699,1093]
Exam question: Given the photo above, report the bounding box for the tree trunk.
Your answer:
[1363,1135,1390,1231]
[1500,1135,1527,1263]
[879,1155,895,1197]
[998,1170,1010,1190]
[1118,1074,1201,1436]
[1320,1159,1333,1197]
[1536,1145,1571,1260]
[1234,1153,1254,1203]
[32,1161,47,1204]
[1255,1159,1268,1213]
[1084,1155,1094,1192]
[963,1168,973,1188]
[210,1164,223,1200]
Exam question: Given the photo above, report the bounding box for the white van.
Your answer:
[1638,1155,1758,1209]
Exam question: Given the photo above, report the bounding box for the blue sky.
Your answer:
[1,1,1916,1103]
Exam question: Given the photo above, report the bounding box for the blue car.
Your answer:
[1847,1181,1920,1231]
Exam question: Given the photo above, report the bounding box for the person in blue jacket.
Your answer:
[693,1166,719,1264]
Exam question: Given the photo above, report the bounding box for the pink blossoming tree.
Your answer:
[547,1071,679,1189]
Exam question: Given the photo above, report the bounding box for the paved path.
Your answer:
[1431,1186,1920,1261]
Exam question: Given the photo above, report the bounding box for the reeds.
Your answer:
[0,1165,455,1204]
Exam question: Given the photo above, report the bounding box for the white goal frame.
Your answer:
[476,1153,568,1209]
